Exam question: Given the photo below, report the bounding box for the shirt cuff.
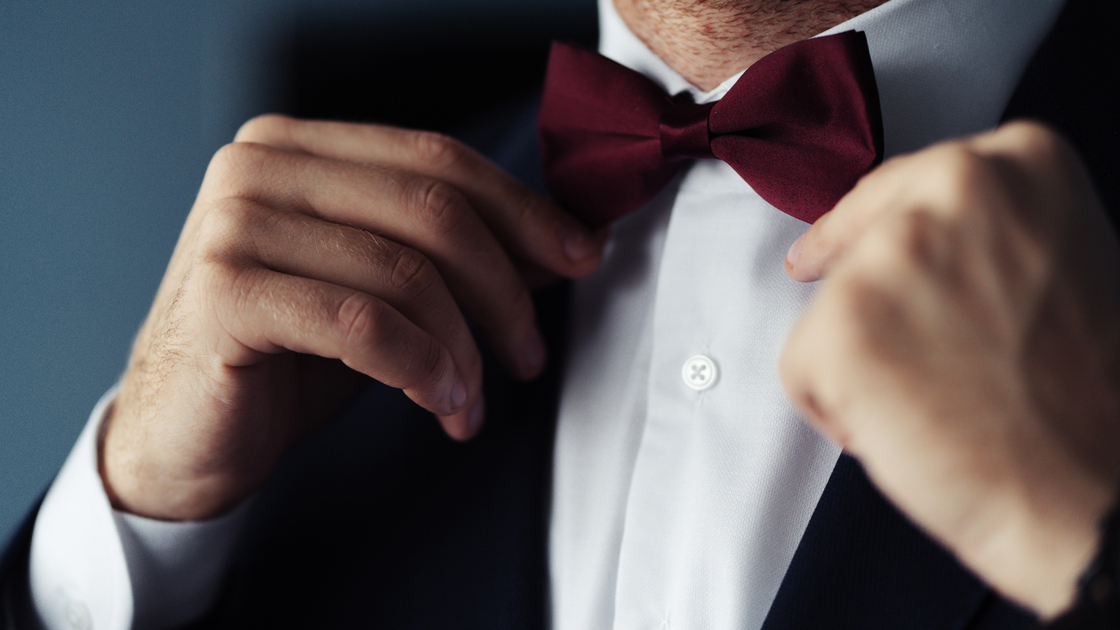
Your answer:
[27,386,251,630]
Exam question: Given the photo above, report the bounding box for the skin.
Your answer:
[781,122,1120,618]
[100,0,1118,621]
[101,118,606,520]
[613,0,891,90]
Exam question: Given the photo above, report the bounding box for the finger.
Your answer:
[965,121,1094,235]
[219,199,486,417]
[201,142,546,380]
[965,120,1064,162]
[209,264,479,440]
[788,124,1078,284]
[234,115,605,278]
[779,286,853,449]
[784,194,868,283]
[784,206,977,454]
[785,155,915,282]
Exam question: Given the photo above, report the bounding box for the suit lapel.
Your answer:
[759,456,1011,630]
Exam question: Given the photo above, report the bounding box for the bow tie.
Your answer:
[538,31,884,227]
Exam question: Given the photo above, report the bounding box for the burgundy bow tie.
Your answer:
[538,31,884,227]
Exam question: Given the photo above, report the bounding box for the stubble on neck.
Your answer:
[613,0,890,90]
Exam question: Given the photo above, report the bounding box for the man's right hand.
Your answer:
[100,115,604,521]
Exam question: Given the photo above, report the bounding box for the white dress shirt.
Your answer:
[550,1,1061,629]
[23,0,1063,628]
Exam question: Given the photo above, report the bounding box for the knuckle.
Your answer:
[411,131,468,171]
[198,199,249,237]
[1015,124,1073,176]
[234,114,296,144]
[833,275,896,350]
[388,247,438,302]
[347,229,394,269]
[895,211,939,261]
[336,292,387,350]
[412,179,469,235]
[931,148,987,209]
[195,262,260,341]
[204,142,272,193]
[867,211,946,274]
[418,337,447,389]
[210,142,256,172]
[1000,120,1061,154]
[195,199,268,256]
[223,264,260,315]
[510,183,553,226]
[203,257,240,293]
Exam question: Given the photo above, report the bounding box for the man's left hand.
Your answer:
[781,121,1120,619]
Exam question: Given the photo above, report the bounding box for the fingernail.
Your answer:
[786,234,805,268]
[449,372,467,410]
[523,327,546,374]
[468,398,486,434]
[563,230,598,262]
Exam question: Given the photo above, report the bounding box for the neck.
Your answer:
[613,0,890,91]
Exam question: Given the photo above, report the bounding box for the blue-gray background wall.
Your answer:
[1,0,592,547]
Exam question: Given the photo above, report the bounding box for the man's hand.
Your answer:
[781,121,1120,618]
[101,116,604,522]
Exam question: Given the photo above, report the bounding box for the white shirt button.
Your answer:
[682,355,717,391]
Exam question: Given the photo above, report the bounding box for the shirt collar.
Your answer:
[597,0,1065,157]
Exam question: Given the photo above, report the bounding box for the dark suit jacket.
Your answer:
[3,0,1117,627]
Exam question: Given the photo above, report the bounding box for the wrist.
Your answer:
[98,402,253,521]
[966,441,1113,619]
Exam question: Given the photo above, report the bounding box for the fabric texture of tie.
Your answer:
[538,31,884,227]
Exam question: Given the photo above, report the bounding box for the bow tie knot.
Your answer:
[539,32,884,227]
[659,99,716,161]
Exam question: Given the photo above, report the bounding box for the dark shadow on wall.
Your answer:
[271,6,598,133]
